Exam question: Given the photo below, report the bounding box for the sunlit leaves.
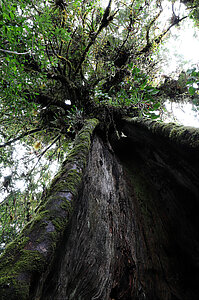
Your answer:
[188,86,196,95]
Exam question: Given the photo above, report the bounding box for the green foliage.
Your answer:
[67,106,84,133]
[0,0,46,100]
[184,0,199,26]
[0,133,69,253]
[94,65,161,119]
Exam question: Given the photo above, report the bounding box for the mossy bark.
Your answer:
[0,119,99,300]
[122,117,199,148]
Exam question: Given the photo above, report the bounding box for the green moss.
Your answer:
[52,217,67,232]
[124,117,199,148]
[0,235,46,300]
[60,197,72,211]
[15,250,46,272]
[48,169,81,196]
[0,236,29,269]
[0,276,28,300]
[23,210,49,233]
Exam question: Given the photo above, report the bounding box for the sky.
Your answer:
[158,1,199,127]
[164,101,199,127]
[159,0,199,74]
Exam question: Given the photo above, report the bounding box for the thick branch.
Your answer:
[0,119,99,299]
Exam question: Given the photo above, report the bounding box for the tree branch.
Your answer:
[74,1,118,75]
[31,134,61,172]
[0,49,32,55]
[140,15,188,54]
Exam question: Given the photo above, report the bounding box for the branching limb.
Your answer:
[140,13,188,54]
[74,0,118,75]
[154,15,188,44]
[146,10,162,46]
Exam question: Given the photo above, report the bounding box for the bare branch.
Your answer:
[0,49,32,55]
[31,134,61,171]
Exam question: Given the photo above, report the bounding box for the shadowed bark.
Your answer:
[0,118,199,300]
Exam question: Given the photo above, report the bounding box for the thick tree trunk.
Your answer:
[0,118,199,300]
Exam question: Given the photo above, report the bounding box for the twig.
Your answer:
[31,134,61,171]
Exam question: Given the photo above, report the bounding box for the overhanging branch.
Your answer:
[140,14,188,54]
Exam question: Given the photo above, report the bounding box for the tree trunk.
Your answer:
[0,118,199,300]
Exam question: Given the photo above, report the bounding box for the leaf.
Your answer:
[153,102,161,109]
[132,67,141,75]
[189,86,196,95]
[33,141,41,150]
[192,98,199,105]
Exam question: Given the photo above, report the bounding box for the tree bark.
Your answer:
[35,118,199,300]
[0,118,199,300]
